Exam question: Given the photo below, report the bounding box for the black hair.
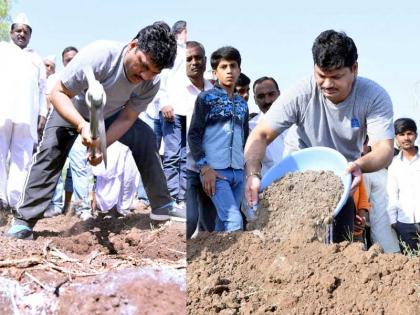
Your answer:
[61,46,78,58]
[133,21,177,70]
[11,23,32,34]
[312,30,358,70]
[394,118,417,135]
[236,73,250,86]
[172,20,187,35]
[186,41,205,56]
[210,46,241,70]
[252,76,279,93]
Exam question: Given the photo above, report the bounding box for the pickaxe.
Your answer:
[83,66,107,168]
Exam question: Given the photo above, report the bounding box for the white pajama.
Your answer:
[364,169,400,253]
[0,42,47,207]
[93,142,139,213]
[0,121,33,207]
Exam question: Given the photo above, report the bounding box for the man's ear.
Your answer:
[352,62,358,76]
[129,39,138,49]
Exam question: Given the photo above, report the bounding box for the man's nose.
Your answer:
[323,78,334,88]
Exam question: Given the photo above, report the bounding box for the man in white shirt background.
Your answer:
[185,40,215,238]
[0,13,47,213]
[248,76,285,174]
[387,118,420,253]
[159,20,188,209]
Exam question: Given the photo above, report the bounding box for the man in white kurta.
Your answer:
[93,142,139,216]
[0,13,47,210]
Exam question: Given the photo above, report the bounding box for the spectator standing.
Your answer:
[189,46,249,232]
[0,13,47,212]
[387,118,420,253]
[185,41,216,238]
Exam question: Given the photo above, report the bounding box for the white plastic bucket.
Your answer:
[260,146,351,217]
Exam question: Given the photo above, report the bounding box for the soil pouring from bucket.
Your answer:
[187,170,420,315]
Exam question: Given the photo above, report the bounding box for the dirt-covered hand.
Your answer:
[245,175,260,208]
[346,161,362,193]
[37,115,46,137]
[79,121,95,148]
[87,138,103,166]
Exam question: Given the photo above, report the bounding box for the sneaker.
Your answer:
[169,202,186,222]
[5,224,33,240]
[44,206,63,218]
[177,200,186,210]
[149,202,187,222]
[150,207,170,221]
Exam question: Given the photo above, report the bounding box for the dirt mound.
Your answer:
[0,206,186,314]
[248,170,343,242]
[187,171,420,314]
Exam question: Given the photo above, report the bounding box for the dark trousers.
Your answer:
[15,110,172,227]
[395,221,420,252]
[160,113,187,201]
[186,169,216,239]
[332,196,356,243]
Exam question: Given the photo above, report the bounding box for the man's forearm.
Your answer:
[244,127,269,176]
[354,139,393,173]
[50,83,85,128]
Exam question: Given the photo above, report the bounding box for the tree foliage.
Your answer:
[0,0,12,41]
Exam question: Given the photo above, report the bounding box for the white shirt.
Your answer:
[186,79,213,172]
[249,112,288,175]
[0,41,47,142]
[387,150,420,224]
[159,43,188,116]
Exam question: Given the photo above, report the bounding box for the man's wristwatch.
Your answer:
[246,171,262,180]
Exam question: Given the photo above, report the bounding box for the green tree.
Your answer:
[0,0,12,41]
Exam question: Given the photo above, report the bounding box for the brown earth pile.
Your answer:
[187,171,420,315]
[0,205,186,314]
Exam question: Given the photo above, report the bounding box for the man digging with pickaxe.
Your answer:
[6,22,186,240]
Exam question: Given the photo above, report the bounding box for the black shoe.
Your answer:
[149,207,170,221]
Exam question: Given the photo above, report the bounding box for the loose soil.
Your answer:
[0,203,186,315]
[187,171,420,315]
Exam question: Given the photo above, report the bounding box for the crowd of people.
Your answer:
[0,14,418,254]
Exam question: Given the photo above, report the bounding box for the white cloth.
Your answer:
[0,121,33,207]
[364,169,400,253]
[0,41,47,143]
[158,43,188,115]
[46,72,60,95]
[387,150,420,224]
[92,142,139,212]
[249,112,288,175]
[186,79,213,172]
[145,91,161,120]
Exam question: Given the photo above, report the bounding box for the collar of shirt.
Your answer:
[398,147,420,164]
[186,78,213,95]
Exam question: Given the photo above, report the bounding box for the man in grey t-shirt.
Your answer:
[244,30,394,242]
[7,22,184,240]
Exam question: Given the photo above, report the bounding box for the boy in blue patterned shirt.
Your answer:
[188,46,249,232]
